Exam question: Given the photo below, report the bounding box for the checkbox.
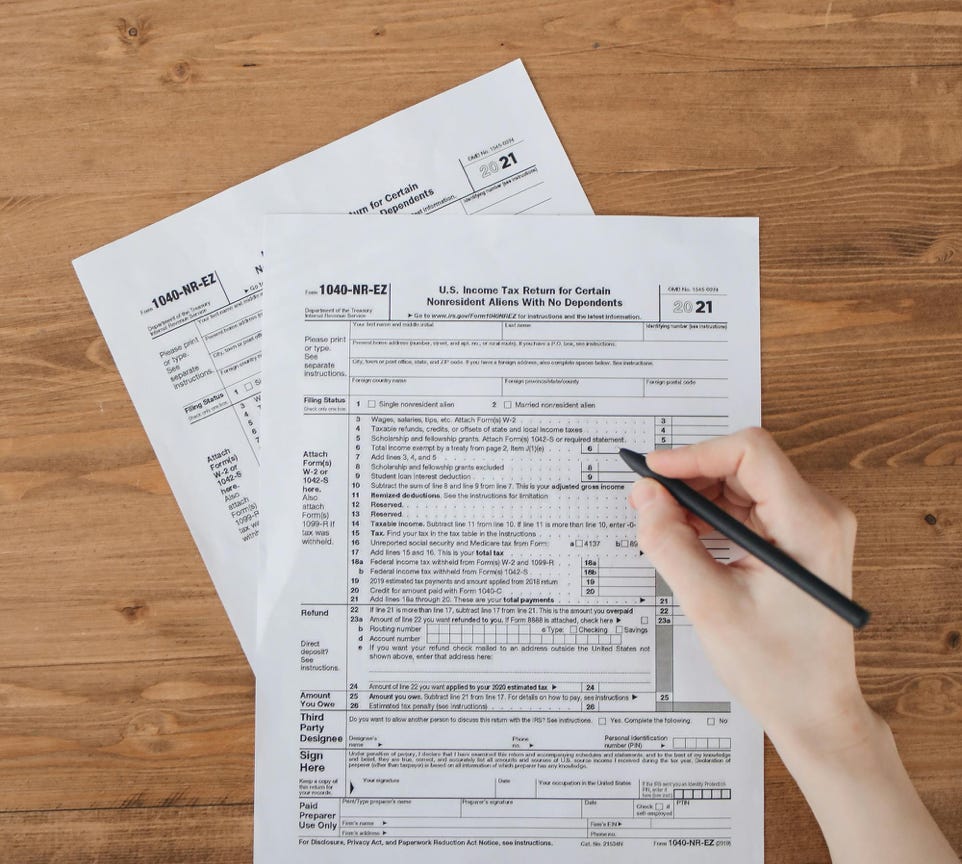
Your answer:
[575,539,584,547]
[504,400,512,408]
[707,717,715,726]
[244,381,254,392]
[640,617,648,625]
[598,717,606,726]
[367,400,376,408]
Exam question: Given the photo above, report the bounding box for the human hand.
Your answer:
[629,428,959,864]
[628,427,875,761]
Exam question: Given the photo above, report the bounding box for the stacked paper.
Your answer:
[73,61,762,864]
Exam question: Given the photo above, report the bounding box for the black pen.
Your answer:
[619,447,871,629]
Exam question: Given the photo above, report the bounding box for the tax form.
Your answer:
[71,61,591,663]
[256,215,763,862]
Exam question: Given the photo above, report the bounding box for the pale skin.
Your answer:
[627,428,957,864]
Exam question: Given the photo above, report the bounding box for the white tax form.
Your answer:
[71,61,591,663]
[256,215,763,862]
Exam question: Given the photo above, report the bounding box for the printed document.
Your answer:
[71,61,591,662]
[256,215,763,862]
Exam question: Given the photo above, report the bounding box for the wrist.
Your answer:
[767,699,958,863]
[767,693,892,779]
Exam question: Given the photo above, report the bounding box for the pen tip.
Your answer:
[619,447,651,476]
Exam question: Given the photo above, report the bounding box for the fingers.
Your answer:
[684,478,754,532]
[643,429,858,587]
[644,427,809,508]
[629,479,736,624]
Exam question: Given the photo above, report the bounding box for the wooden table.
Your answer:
[1,2,960,860]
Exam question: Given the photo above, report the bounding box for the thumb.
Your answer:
[629,478,734,624]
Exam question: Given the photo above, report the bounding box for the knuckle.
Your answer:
[838,503,858,537]
[818,504,856,548]
[634,517,659,551]
[739,425,773,451]
[815,491,857,537]
[650,524,682,558]
[637,520,669,557]
[639,518,685,561]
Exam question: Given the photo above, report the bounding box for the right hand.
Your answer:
[627,427,876,759]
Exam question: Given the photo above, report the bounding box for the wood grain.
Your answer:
[0,804,252,864]
[0,658,253,811]
[1,0,961,861]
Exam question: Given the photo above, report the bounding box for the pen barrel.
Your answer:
[658,474,871,629]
